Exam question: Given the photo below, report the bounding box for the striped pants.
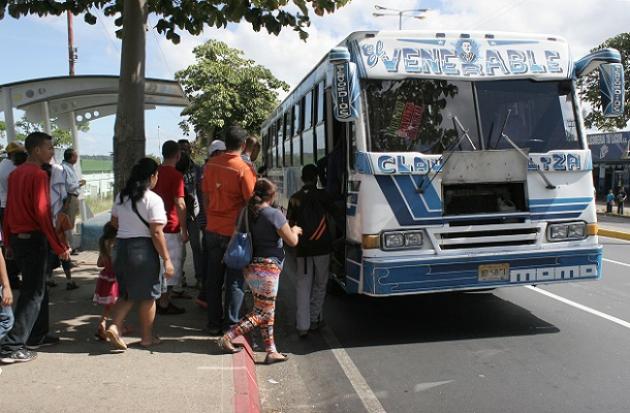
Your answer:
[226,258,281,353]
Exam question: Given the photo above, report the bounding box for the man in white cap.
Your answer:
[194,139,226,309]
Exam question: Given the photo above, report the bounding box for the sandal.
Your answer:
[95,326,108,341]
[106,327,128,351]
[264,352,289,365]
[217,336,242,354]
[138,336,162,349]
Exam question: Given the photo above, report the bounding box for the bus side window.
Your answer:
[315,82,327,161]
[284,111,292,167]
[293,100,302,165]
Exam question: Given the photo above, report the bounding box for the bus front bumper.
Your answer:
[354,247,602,296]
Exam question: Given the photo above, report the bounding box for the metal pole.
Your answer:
[399,12,402,30]
[67,11,75,76]
[42,101,52,134]
[2,87,16,143]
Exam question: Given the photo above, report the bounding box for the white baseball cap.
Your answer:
[208,139,226,156]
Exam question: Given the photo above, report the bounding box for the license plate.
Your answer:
[478,263,510,282]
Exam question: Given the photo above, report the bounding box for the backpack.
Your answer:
[293,188,333,257]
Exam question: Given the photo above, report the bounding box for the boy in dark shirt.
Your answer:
[287,164,336,337]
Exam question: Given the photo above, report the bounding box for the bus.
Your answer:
[260,30,625,296]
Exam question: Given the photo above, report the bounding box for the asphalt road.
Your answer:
[257,236,630,413]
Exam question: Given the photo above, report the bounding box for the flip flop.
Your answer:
[264,352,289,365]
[106,328,128,351]
[138,336,162,349]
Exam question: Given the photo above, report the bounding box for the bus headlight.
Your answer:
[381,231,424,250]
[547,222,587,241]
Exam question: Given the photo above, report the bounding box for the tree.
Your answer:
[176,40,289,141]
[14,116,89,148]
[1,0,350,191]
[578,33,630,131]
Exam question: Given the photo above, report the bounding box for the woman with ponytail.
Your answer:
[106,158,174,350]
[218,178,302,364]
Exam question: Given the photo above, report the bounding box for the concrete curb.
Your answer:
[232,336,261,413]
[598,228,630,241]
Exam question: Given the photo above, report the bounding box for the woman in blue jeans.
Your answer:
[0,234,15,373]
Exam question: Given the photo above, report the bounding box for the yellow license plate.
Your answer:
[478,263,510,282]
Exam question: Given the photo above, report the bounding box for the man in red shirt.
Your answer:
[153,140,188,315]
[203,125,256,335]
[0,132,70,364]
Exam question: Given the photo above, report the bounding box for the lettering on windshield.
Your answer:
[362,39,564,77]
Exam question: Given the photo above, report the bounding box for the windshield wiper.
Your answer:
[418,115,477,193]
[494,109,556,190]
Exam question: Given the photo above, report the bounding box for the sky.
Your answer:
[0,0,629,156]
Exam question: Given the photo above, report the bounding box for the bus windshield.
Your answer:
[365,79,581,154]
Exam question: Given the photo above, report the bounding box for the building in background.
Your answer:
[588,131,630,200]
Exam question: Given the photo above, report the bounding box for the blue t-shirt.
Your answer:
[607,193,615,203]
[250,206,287,260]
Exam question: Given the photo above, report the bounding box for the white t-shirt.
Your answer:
[0,158,16,208]
[112,190,167,239]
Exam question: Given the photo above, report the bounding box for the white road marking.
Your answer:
[320,326,387,413]
[603,258,630,268]
[414,380,454,392]
[525,286,630,330]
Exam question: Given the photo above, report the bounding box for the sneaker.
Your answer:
[156,302,186,315]
[66,281,79,290]
[0,349,38,364]
[26,335,61,350]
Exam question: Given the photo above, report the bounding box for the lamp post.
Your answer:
[373,5,429,30]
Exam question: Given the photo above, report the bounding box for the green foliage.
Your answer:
[176,39,289,139]
[14,116,89,148]
[578,32,630,131]
[0,0,351,41]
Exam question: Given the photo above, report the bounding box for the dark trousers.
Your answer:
[187,217,203,280]
[205,231,244,331]
[0,208,21,288]
[618,202,625,215]
[1,232,49,352]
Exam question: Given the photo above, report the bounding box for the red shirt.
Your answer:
[3,163,66,255]
[153,165,185,234]
[202,153,256,236]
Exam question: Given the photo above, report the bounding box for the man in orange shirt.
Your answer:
[203,126,256,335]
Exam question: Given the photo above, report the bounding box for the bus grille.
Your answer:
[434,224,539,250]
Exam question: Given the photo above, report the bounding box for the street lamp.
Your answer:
[373,5,429,30]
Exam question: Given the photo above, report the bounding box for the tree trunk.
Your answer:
[113,0,148,193]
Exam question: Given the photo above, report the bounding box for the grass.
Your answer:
[85,195,114,215]
[81,159,113,174]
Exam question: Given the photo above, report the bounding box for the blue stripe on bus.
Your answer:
[529,197,593,205]
[529,204,589,212]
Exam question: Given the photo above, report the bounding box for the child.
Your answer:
[93,223,119,341]
[287,164,337,338]
[0,231,15,374]
[50,197,78,290]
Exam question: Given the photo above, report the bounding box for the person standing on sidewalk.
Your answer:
[202,126,256,335]
[177,139,203,288]
[606,189,615,214]
[106,158,174,350]
[287,164,336,337]
[0,231,15,375]
[154,141,188,315]
[1,132,70,364]
[61,148,86,254]
[617,187,627,215]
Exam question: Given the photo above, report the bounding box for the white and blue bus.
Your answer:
[260,30,625,296]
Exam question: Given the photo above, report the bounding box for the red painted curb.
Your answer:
[232,336,261,413]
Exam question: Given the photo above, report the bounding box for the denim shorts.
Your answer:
[0,286,14,340]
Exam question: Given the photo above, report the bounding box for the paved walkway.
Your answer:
[0,249,240,413]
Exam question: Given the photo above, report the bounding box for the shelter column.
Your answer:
[2,87,16,143]
[69,110,87,224]
[42,101,52,134]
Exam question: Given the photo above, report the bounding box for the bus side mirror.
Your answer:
[600,63,625,118]
[329,47,361,122]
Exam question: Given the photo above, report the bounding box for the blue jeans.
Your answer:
[0,286,14,342]
[1,232,49,352]
[205,231,244,331]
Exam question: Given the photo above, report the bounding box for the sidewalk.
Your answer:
[0,248,259,413]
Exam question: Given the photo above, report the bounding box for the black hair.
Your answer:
[12,151,27,166]
[178,139,190,146]
[25,132,52,153]
[118,157,159,204]
[41,162,52,178]
[247,178,276,221]
[224,125,248,151]
[63,148,75,162]
[301,164,319,184]
[161,140,180,159]
[99,222,117,260]
[176,151,191,174]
